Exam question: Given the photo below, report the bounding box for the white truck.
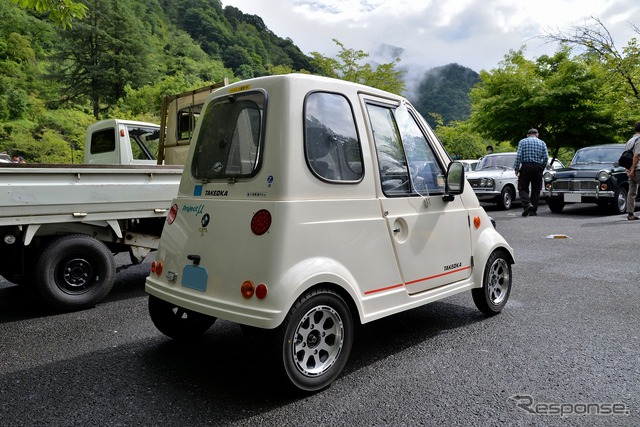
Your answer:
[0,80,227,311]
[145,74,515,392]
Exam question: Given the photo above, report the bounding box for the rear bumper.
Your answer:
[145,278,283,329]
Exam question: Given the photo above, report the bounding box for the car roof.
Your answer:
[577,144,624,150]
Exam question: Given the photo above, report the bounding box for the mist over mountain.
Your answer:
[410,63,479,128]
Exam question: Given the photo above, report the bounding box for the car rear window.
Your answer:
[191,91,265,181]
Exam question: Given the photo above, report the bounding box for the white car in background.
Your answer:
[458,159,479,172]
[466,152,563,210]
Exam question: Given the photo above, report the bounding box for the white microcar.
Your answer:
[145,74,514,393]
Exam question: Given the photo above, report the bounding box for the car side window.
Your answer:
[304,92,363,182]
[367,102,445,196]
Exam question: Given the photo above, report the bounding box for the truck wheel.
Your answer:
[148,295,216,340]
[548,199,565,213]
[497,186,514,210]
[274,288,353,392]
[34,234,115,311]
[472,250,512,315]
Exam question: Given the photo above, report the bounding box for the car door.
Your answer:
[364,99,472,294]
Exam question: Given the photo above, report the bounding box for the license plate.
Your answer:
[181,265,208,292]
[564,193,582,203]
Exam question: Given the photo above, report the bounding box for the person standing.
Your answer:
[513,128,549,217]
[624,121,640,220]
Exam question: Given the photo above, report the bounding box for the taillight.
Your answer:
[153,261,163,276]
[240,281,268,299]
[241,281,254,299]
[251,209,272,235]
[167,204,178,225]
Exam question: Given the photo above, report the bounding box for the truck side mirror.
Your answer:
[443,161,465,202]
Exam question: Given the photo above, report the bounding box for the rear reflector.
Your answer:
[251,209,272,235]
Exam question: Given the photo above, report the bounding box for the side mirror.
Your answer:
[443,161,465,202]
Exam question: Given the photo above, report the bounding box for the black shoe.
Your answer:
[529,211,538,216]
[628,213,639,221]
[522,206,532,217]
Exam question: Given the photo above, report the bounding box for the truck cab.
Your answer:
[145,74,514,392]
[85,119,160,165]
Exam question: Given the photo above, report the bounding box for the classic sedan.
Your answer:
[543,144,638,214]
[466,153,519,209]
[467,152,563,210]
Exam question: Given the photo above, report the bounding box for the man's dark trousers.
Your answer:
[518,162,544,212]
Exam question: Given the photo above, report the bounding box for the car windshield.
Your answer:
[476,154,516,171]
[571,147,623,166]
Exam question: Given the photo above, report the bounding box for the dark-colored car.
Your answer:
[543,144,638,214]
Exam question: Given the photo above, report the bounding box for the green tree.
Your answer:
[10,0,87,28]
[469,47,617,155]
[544,17,640,133]
[50,0,157,118]
[310,39,405,94]
[545,18,640,102]
[434,119,494,160]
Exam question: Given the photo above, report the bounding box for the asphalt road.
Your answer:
[1,201,638,426]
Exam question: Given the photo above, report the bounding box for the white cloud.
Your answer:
[223,0,640,94]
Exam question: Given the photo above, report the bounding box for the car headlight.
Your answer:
[597,170,610,182]
[480,178,494,187]
[543,171,555,182]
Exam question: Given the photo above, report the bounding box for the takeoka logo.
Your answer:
[205,190,228,196]
[444,262,462,271]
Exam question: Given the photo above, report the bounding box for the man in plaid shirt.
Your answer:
[513,128,549,217]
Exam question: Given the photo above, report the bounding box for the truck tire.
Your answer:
[34,234,115,311]
[273,288,354,393]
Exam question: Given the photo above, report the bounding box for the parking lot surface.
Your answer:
[1,202,638,426]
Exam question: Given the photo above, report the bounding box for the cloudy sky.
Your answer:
[223,0,639,93]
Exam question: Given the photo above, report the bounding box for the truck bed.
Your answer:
[0,163,182,226]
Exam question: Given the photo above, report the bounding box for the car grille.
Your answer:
[552,179,599,191]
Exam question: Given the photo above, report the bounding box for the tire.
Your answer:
[34,234,115,311]
[274,288,353,393]
[612,187,628,214]
[548,199,565,213]
[472,250,512,315]
[497,186,514,210]
[148,295,216,340]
